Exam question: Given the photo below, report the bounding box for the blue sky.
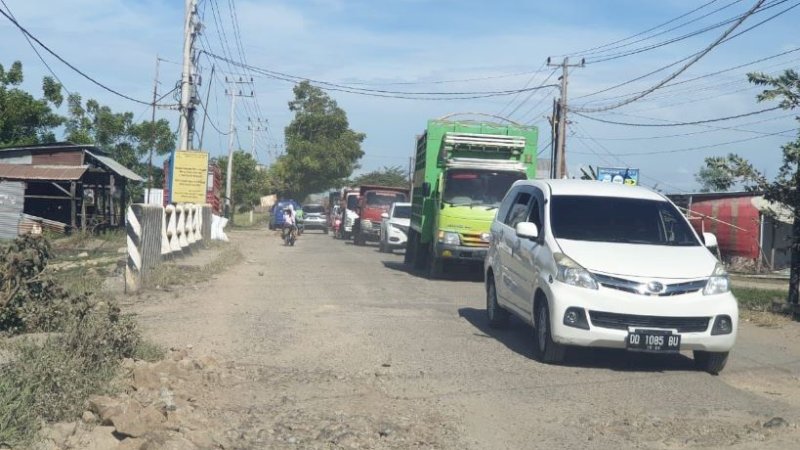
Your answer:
[1,0,798,193]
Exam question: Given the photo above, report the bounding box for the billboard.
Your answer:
[597,167,639,186]
[171,151,209,204]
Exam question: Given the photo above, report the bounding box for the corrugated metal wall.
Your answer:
[690,197,761,260]
[30,149,83,166]
[0,181,25,239]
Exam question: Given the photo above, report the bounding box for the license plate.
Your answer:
[626,329,681,352]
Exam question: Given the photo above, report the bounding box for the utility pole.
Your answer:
[178,0,199,151]
[223,78,254,219]
[248,117,266,162]
[147,56,160,198]
[547,57,584,179]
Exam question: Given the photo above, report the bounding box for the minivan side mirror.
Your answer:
[702,232,718,249]
[516,222,539,240]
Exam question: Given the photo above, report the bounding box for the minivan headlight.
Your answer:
[439,231,460,246]
[703,263,730,295]
[554,253,598,290]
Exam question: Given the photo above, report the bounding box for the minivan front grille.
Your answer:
[592,273,707,297]
[588,311,711,333]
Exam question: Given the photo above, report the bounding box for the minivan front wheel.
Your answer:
[693,350,729,375]
[534,300,566,364]
[486,277,509,328]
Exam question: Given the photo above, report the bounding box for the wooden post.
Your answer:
[70,181,77,231]
[109,175,116,226]
[81,187,87,232]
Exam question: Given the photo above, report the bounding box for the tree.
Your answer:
[695,154,763,192]
[274,81,365,199]
[0,61,64,146]
[695,69,800,306]
[217,151,271,212]
[351,165,408,187]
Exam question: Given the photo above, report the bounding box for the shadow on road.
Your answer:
[381,261,484,283]
[458,307,697,373]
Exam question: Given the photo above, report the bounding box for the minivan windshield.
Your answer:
[393,205,411,219]
[550,195,700,246]
[443,169,526,207]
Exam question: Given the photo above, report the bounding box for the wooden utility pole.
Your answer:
[547,57,584,179]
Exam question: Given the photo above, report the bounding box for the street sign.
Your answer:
[171,150,209,204]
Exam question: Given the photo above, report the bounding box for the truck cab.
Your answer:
[353,186,409,246]
[405,118,538,278]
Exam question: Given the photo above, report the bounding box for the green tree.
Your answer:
[696,69,800,305]
[217,151,271,212]
[275,81,365,199]
[695,154,763,192]
[351,165,408,187]
[0,61,64,146]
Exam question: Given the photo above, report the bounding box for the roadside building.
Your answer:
[0,142,143,239]
[668,191,792,271]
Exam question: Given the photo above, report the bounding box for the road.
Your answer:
[133,229,800,449]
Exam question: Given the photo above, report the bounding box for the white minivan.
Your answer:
[484,180,737,374]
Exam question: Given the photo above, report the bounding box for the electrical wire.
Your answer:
[569,0,767,113]
[0,0,72,96]
[507,68,559,120]
[197,95,231,136]
[558,0,724,57]
[201,51,561,99]
[0,6,159,106]
[573,106,782,127]
[572,2,799,102]
[496,61,547,116]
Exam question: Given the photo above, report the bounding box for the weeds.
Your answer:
[732,287,786,312]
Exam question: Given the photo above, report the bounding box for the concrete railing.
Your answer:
[126,203,228,293]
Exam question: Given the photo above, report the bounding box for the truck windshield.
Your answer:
[443,170,526,207]
[366,192,407,206]
[393,205,411,219]
[346,195,358,210]
[550,195,700,246]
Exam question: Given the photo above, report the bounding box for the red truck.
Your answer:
[352,185,410,246]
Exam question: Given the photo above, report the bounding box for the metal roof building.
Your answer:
[0,142,143,238]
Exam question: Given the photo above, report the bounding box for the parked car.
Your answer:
[379,202,411,253]
[268,200,301,230]
[484,179,737,374]
[301,203,328,233]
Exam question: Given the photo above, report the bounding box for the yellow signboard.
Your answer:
[172,151,208,204]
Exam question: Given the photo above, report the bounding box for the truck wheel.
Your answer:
[404,230,417,265]
[413,241,428,271]
[379,239,387,253]
[534,300,566,364]
[427,246,443,279]
[354,232,365,246]
[693,351,729,375]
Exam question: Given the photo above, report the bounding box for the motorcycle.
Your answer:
[283,224,297,246]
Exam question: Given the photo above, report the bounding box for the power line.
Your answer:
[585,0,786,64]
[559,0,725,57]
[0,0,72,96]
[569,0,767,113]
[197,95,230,136]
[582,112,797,141]
[573,106,782,127]
[0,6,158,106]
[579,127,795,156]
[507,68,559,119]
[496,61,547,116]
[572,1,799,102]
[201,51,561,99]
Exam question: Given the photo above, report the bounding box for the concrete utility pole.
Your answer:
[248,117,266,161]
[223,78,254,218]
[178,0,199,151]
[547,57,584,179]
[147,56,160,197]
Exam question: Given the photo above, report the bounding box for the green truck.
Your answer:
[404,117,538,277]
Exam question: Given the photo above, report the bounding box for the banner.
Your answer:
[597,167,639,186]
[171,151,209,204]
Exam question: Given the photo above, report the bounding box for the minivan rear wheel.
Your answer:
[534,300,566,364]
[486,277,509,328]
[693,350,729,375]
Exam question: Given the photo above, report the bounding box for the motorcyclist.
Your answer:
[282,204,297,241]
